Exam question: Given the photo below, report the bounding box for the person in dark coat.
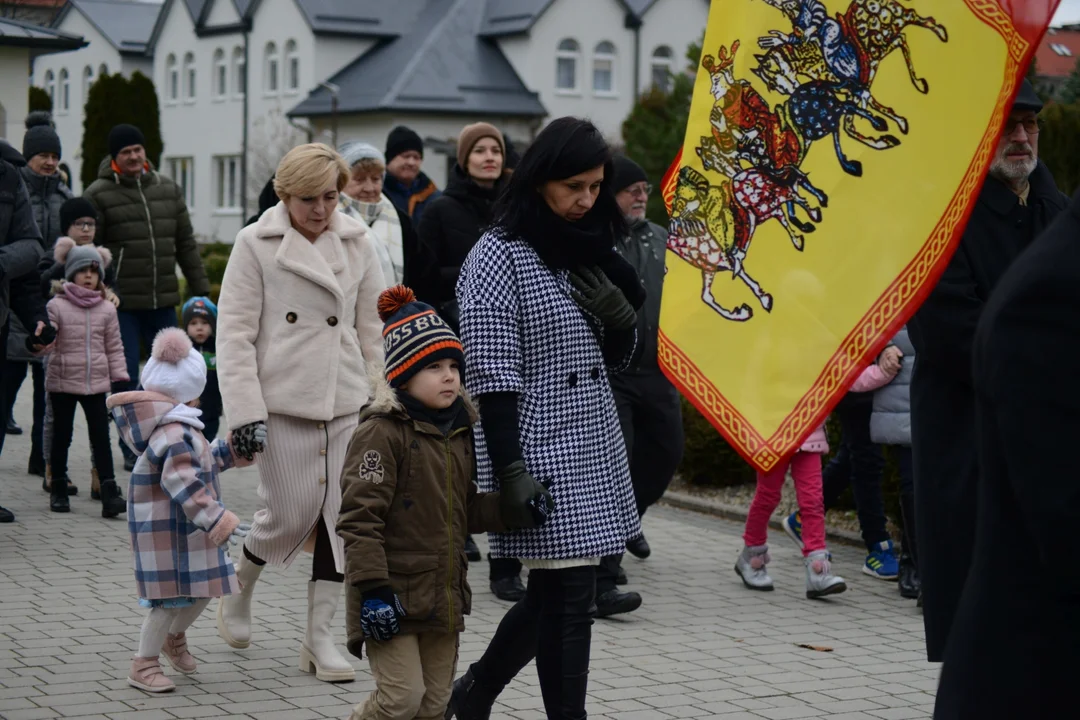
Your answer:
[933,188,1080,720]
[595,155,678,614]
[382,126,442,226]
[245,176,279,227]
[908,79,1069,662]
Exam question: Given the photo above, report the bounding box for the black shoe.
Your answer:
[615,564,628,586]
[27,455,45,477]
[444,668,498,720]
[0,505,13,523]
[42,474,77,496]
[6,418,22,435]
[123,456,136,472]
[595,589,642,619]
[100,480,127,518]
[464,534,481,562]
[898,556,920,600]
[626,533,651,559]
[490,575,526,602]
[50,478,70,513]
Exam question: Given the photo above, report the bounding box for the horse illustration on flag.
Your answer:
[660,0,1060,471]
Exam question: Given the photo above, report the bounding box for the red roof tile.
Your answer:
[1037,28,1080,78]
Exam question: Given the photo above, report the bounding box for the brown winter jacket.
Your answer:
[337,377,505,657]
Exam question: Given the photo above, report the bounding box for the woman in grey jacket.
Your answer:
[870,326,919,600]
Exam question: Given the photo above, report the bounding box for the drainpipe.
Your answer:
[241,26,250,222]
[626,11,643,103]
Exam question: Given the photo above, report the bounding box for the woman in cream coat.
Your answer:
[215,144,386,682]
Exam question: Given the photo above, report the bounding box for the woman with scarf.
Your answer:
[445,117,644,720]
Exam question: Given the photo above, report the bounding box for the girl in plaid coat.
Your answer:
[108,328,259,694]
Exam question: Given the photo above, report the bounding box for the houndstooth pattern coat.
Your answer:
[457,229,641,561]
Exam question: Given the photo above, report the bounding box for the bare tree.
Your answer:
[246,108,306,208]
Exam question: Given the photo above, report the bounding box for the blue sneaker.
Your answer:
[781,511,804,549]
[863,540,900,580]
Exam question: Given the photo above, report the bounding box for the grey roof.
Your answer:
[479,0,647,37]
[59,0,164,55]
[290,0,545,118]
[292,0,427,38]
[182,0,208,23]
[0,17,87,50]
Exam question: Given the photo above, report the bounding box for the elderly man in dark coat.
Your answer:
[908,79,1068,662]
[933,187,1080,720]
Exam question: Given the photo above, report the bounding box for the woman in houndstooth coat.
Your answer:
[445,118,645,720]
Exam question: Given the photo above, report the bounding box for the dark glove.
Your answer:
[360,586,406,642]
[25,324,56,352]
[527,479,555,527]
[568,266,637,331]
[497,460,554,530]
[232,421,267,461]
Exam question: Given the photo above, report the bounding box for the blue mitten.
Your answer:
[360,586,406,642]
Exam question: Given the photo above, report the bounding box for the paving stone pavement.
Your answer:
[0,389,939,719]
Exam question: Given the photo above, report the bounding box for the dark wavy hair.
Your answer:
[493,117,627,240]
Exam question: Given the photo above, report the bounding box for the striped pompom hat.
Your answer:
[378,285,464,388]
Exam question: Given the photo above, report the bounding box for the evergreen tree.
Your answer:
[1058,56,1080,105]
[1038,101,1080,194]
[126,71,164,168]
[28,86,51,113]
[81,73,127,189]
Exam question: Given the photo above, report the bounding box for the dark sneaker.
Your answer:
[595,590,642,618]
[490,576,525,602]
[6,419,22,435]
[626,533,651,559]
[100,480,127,518]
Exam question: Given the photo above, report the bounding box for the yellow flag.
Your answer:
[661,0,1059,472]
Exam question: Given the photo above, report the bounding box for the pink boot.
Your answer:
[163,632,197,674]
[128,656,176,693]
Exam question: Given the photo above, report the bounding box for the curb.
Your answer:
[659,490,866,549]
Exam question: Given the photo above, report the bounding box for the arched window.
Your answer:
[58,68,70,111]
[233,46,245,98]
[213,48,227,98]
[592,41,615,95]
[44,70,55,106]
[651,45,674,92]
[165,54,178,102]
[285,39,299,92]
[183,52,195,100]
[556,38,580,92]
[99,62,108,77]
[82,65,94,101]
[264,42,279,94]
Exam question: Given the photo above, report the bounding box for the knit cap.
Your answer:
[54,237,111,281]
[108,123,146,158]
[385,126,423,162]
[23,112,61,161]
[611,155,648,193]
[182,296,218,333]
[378,286,464,388]
[457,123,504,170]
[60,197,98,234]
[141,328,207,404]
[339,141,386,170]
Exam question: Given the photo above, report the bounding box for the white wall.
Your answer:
[637,0,708,96]
[0,48,30,145]
[315,113,539,191]
[31,8,124,192]
[498,0,634,142]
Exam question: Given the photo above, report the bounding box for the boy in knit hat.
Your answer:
[108,327,259,694]
[337,286,551,720]
[181,297,221,440]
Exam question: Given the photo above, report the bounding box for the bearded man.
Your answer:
[908,79,1068,662]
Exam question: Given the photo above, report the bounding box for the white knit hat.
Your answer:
[141,328,207,404]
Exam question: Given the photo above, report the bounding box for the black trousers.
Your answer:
[598,371,683,593]
[0,320,9,459]
[49,392,114,484]
[4,359,45,466]
[822,392,888,550]
[471,565,596,720]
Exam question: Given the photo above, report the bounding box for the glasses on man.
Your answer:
[76,221,96,231]
[627,183,653,198]
[1004,117,1040,136]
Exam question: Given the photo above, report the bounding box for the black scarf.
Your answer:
[517,203,646,310]
[396,390,468,436]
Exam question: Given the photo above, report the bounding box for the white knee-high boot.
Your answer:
[217,552,263,649]
[299,580,355,682]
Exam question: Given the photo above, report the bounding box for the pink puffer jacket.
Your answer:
[46,283,128,395]
[801,363,897,454]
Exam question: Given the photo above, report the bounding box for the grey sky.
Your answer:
[1055,0,1080,25]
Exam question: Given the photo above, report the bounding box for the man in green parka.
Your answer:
[84,123,210,468]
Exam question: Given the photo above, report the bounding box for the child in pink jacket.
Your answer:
[45,242,128,516]
[735,359,899,599]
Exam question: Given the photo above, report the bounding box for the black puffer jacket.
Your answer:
[19,166,72,248]
[414,165,501,313]
[0,141,46,330]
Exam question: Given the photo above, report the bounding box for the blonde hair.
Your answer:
[273,143,349,201]
[351,157,386,176]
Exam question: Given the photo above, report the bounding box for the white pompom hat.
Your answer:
[141,327,207,404]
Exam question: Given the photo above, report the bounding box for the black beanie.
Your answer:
[23,126,61,161]
[611,155,648,193]
[108,124,146,158]
[385,125,424,161]
[59,197,98,233]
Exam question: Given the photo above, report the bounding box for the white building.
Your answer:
[33,0,707,243]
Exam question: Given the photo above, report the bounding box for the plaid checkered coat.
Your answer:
[457,230,641,560]
[108,390,244,601]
